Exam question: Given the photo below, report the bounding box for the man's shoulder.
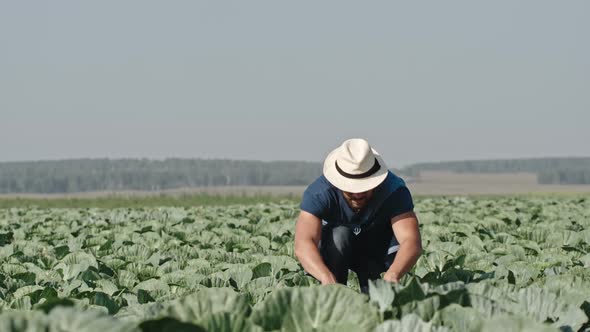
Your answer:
[378,185,414,219]
[300,175,337,218]
[304,175,336,196]
[302,175,338,205]
[381,171,407,192]
[380,171,412,204]
[387,185,412,201]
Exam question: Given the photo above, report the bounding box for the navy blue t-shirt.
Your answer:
[299,171,414,232]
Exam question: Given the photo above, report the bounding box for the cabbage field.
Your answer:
[0,196,589,331]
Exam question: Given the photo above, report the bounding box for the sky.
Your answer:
[0,1,588,168]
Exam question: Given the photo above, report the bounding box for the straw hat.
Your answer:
[323,138,388,193]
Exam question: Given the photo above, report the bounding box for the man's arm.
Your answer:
[294,211,337,285]
[383,211,423,282]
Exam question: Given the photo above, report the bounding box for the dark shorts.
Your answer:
[315,221,398,293]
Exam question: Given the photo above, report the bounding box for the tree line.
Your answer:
[0,159,323,194]
[1,157,589,193]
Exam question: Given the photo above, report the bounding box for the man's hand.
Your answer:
[383,270,400,283]
[320,273,338,285]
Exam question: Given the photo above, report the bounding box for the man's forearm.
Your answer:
[385,240,422,281]
[295,241,336,284]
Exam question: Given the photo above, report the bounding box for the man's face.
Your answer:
[342,189,375,211]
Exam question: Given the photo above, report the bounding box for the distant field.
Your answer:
[0,193,295,209]
[408,171,590,195]
[0,186,306,199]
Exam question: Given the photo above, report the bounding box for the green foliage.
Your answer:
[251,285,380,331]
[0,197,589,331]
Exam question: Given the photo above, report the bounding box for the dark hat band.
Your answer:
[335,158,381,179]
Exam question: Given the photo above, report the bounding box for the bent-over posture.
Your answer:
[294,138,422,293]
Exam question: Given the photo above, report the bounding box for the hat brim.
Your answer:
[323,148,389,193]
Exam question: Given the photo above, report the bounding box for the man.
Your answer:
[294,138,422,293]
